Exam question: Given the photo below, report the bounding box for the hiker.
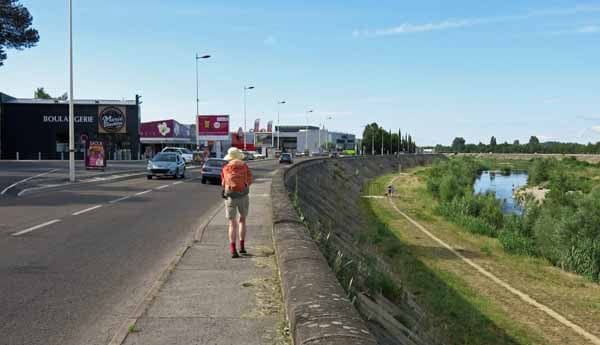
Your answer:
[222,147,253,258]
[387,184,394,197]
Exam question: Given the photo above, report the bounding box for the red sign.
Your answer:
[197,115,229,139]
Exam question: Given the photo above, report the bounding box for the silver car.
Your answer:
[201,158,228,184]
[147,152,186,179]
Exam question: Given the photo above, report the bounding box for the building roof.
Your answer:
[0,93,136,105]
[276,125,320,132]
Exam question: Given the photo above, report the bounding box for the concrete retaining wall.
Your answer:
[271,155,440,345]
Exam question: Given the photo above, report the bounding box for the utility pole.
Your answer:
[381,130,384,156]
[371,134,374,155]
[68,0,75,182]
[305,109,313,153]
[277,100,285,150]
[243,86,255,151]
[195,54,211,149]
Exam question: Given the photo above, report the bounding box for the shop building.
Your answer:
[0,92,141,160]
[275,125,356,153]
[139,119,194,158]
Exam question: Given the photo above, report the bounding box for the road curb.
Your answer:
[108,202,224,345]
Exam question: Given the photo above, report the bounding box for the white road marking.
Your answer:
[135,190,152,196]
[172,181,183,185]
[12,219,61,236]
[109,195,131,204]
[72,205,103,216]
[387,175,600,345]
[1,168,59,195]
[155,184,170,190]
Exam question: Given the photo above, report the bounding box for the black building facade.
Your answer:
[0,93,140,160]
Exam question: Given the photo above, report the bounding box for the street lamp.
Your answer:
[68,0,75,182]
[319,116,332,152]
[276,101,286,150]
[243,86,255,151]
[195,54,211,149]
[305,109,313,153]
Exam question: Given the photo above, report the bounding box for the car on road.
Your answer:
[243,151,255,161]
[279,153,293,164]
[201,158,228,184]
[147,152,186,179]
[161,147,194,164]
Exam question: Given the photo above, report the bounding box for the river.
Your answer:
[473,171,528,215]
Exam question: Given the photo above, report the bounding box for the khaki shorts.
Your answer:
[224,194,250,220]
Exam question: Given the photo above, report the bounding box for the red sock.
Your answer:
[240,240,245,250]
[230,243,236,253]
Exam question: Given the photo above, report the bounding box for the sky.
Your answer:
[1,0,600,146]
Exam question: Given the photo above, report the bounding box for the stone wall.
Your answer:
[271,155,440,344]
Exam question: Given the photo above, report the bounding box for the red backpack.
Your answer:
[222,160,252,196]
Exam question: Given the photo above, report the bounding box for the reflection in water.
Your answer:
[473,171,528,215]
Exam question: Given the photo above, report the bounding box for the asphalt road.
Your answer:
[0,161,147,196]
[0,159,282,345]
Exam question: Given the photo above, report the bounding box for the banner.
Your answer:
[85,141,106,170]
[254,119,260,132]
[197,115,230,140]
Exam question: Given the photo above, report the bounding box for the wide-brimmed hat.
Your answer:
[224,147,245,161]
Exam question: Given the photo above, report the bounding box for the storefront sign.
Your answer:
[43,115,94,123]
[197,115,230,140]
[140,119,192,138]
[98,106,127,134]
[85,140,106,170]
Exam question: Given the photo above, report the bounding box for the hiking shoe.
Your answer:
[239,248,247,254]
[231,251,240,258]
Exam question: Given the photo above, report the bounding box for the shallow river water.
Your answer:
[473,171,528,215]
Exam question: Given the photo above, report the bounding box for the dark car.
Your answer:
[147,152,186,179]
[201,158,228,184]
[279,153,293,164]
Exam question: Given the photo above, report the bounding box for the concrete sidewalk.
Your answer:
[121,178,289,345]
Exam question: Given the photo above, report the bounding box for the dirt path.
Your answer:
[375,172,600,345]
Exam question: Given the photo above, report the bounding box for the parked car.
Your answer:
[243,151,255,161]
[279,153,293,164]
[201,158,228,184]
[329,151,339,158]
[161,147,194,164]
[147,152,186,179]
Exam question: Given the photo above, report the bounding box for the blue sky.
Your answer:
[1,0,600,146]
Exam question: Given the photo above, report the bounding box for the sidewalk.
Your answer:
[121,178,289,345]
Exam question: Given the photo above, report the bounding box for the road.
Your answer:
[0,159,282,345]
[0,161,147,196]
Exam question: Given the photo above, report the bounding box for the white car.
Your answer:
[161,147,193,164]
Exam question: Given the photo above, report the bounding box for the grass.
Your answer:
[363,168,600,345]
[128,324,140,333]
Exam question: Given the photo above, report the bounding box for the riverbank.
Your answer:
[365,168,600,345]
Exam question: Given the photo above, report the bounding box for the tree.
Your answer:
[0,0,40,66]
[513,140,520,145]
[451,137,466,152]
[34,87,52,99]
[57,92,68,101]
[528,136,540,146]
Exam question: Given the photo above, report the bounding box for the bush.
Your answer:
[527,158,555,185]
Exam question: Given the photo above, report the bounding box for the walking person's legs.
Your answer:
[238,216,246,253]
[238,194,250,254]
[225,197,240,258]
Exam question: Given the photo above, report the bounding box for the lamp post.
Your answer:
[195,54,211,149]
[68,0,74,182]
[276,100,286,150]
[305,109,313,153]
[243,86,255,151]
[319,116,332,152]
